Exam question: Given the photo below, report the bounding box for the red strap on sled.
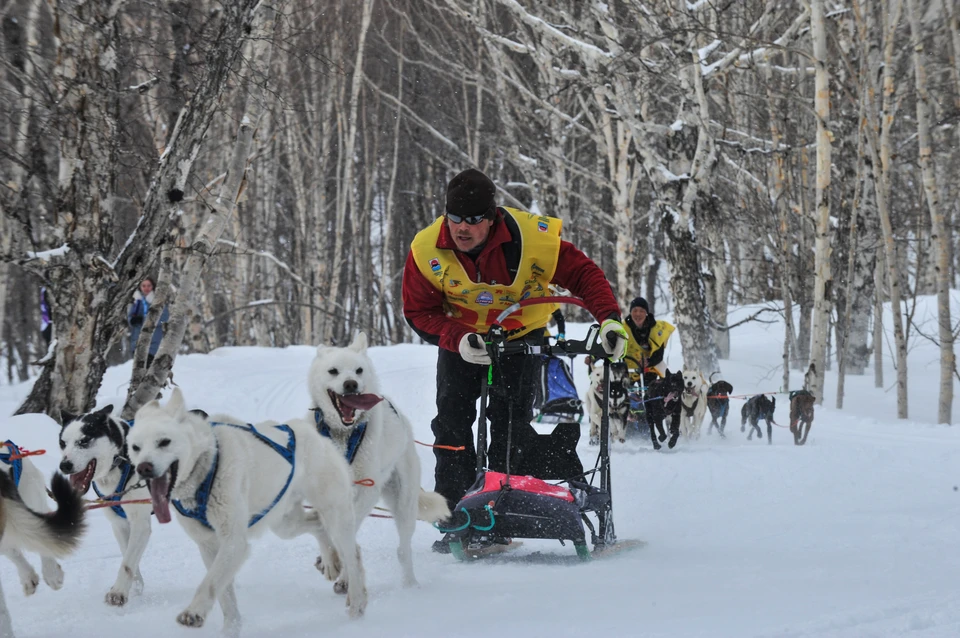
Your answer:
[476,471,574,502]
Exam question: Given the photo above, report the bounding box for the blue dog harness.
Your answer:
[313,409,367,464]
[172,422,296,530]
[0,440,24,486]
[92,459,136,519]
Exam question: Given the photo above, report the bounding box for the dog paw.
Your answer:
[333,579,348,595]
[21,572,40,596]
[652,442,661,451]
[42,560,64,590]
[176,610,205,628]
[315,552,342,582]
[658,433,667,442]
[346,586,368,618]
[105,590,128,607]
[588,436,599,446]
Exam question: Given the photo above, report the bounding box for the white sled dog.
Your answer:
[307,332,450,592]
[58,405,154,606]
[0,470,86,638]
[1,441,67,600]
[679,368,709,440]
[128,389,366,635]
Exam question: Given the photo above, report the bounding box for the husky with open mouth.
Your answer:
[127,389,365,635]
[57,405,154,606]
[307,332,449,593]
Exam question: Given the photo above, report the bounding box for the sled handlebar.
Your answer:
[482,323,609,361]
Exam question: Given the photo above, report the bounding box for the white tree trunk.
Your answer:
[906,0,953,424]
[808,0,833,404]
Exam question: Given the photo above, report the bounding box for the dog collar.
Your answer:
[0,440,23,487]
[313,409,367,464]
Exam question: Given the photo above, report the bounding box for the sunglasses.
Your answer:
[445,211,490,225]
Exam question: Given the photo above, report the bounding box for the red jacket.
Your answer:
[402,212,621,352]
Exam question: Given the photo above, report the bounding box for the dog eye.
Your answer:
[131,444,140,453]
[59,440,66,450]
[158,438,171,448]
[355,367,363,374]
[76,438,90,449]
[328,368,338,376]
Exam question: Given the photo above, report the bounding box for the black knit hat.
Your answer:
[446,169,496,218]
[629,297,649,312]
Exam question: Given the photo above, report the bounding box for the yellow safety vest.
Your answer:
[624,319,675,381]
[410,207,561,339]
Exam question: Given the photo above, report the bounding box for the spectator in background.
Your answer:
[40,286,52,346]
[128,277,168,368]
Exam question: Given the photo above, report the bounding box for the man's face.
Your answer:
[140,280,154,295]
[447,216,493,252]
[630,306,647,326]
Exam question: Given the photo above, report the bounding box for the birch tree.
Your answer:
[905,0,954,424]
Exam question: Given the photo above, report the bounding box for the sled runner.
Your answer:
[441,297,639,562]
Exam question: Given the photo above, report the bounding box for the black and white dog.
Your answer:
[58,405,153,606]
[1,441,67,598]
[642,369,684,450]
[741,394,777,444]
[585,358,630,445]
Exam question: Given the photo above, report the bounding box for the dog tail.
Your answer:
[417,489,451,523]
[0,471,87,558]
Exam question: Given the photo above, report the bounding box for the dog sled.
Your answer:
[440,297,638,562]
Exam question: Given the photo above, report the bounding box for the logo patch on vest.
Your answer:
[448,279,461,287]
[476,291,494,306]
[537,221,548,232]
[429,258,441,272]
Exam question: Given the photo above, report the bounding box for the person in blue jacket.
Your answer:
[127,277,168,367]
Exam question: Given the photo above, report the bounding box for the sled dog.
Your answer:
[584,358,630,445]
[0,471,86,638]
[307,332,450,592]
[679,369,708,439]
[58,405,154,606]
[741,394,777,444]
[128,389,366,635]
[706,374,734,437]
[789,390,815,445]
[1,441,67,600]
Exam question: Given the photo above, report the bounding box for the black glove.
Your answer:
[129,315,144,327]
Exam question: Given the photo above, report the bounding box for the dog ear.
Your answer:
[96,404,114,416]
[349,332,368,352]
[166,387,188,420]
[60,410,77,428]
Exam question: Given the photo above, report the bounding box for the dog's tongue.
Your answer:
[338,393,383,411]
[148,475,172,524]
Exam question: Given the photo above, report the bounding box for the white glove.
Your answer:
[458,333,491,365]
[599,319,628,361]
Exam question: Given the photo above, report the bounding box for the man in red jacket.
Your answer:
[402,169,626,551]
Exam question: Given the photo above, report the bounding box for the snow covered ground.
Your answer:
[2,296,959,637]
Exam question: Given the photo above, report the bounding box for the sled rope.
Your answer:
[472,505,496,532]
[415,440,465,451]
[6,446,45,461]
[86,498,152,510]
[434,510,472,533]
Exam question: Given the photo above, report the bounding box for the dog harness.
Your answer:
[173,422,296,530]
[91,419,137,519]
[313,409,367,464]
[92,458,136,519]
[0,441,24,486]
